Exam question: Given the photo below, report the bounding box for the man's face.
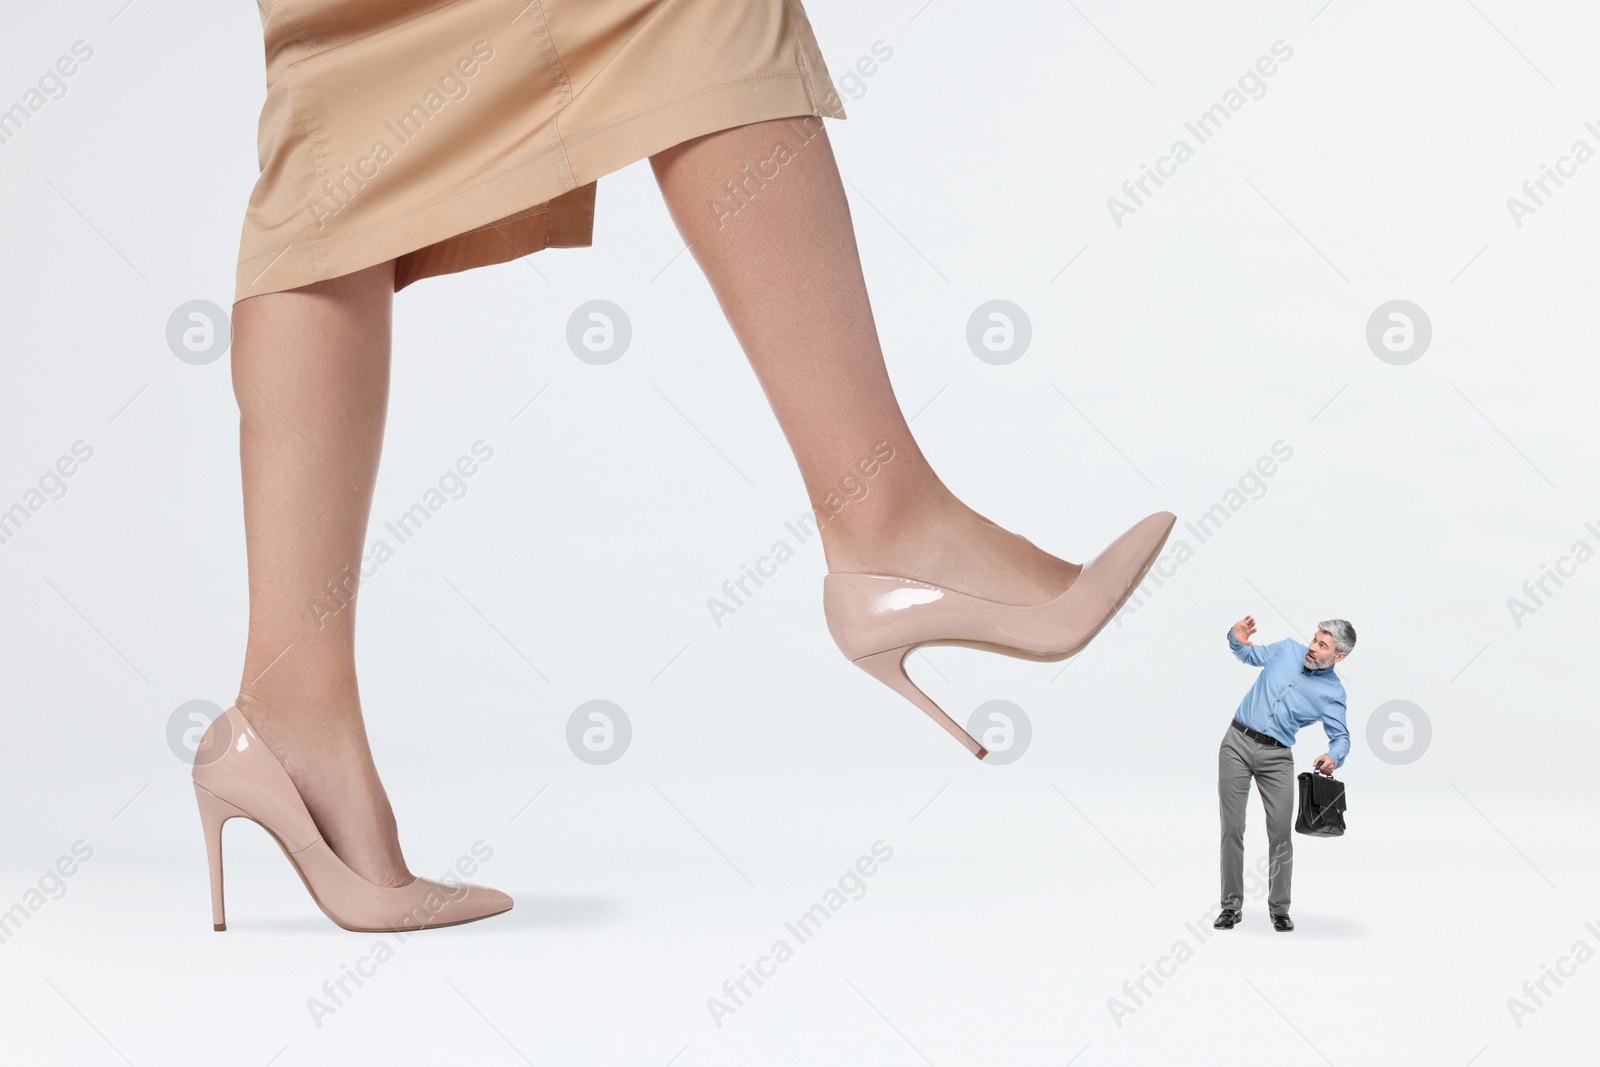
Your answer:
[1303,630,1346,671]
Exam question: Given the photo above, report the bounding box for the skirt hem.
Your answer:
[234,69,845,302]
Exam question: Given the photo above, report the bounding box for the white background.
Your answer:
[2,0,1598,1064]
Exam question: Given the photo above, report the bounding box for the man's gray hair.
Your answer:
[1317,619,1356,655]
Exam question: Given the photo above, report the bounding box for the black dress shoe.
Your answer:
[1271,914,1294,932]
[1213,908,1241,929]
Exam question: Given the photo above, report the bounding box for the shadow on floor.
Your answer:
[475,893,622,931]
[1234,911,1370,939]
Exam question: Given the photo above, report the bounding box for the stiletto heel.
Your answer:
[853,647,988,759]
[191,706,513,932]
[824,511,1176,758]
[195,782,246,931]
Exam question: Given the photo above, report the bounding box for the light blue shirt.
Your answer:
[1226,628,1350,767]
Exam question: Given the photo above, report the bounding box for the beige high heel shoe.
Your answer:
[192,706,512,932]
[823,512,1176,758]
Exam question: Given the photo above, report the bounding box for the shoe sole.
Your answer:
[213,808,513,933]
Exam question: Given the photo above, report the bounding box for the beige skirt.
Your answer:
[235,0,847,301]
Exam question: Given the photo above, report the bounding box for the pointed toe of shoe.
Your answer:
[1082,511,1176,590]
[372,878,514,931]
[1049,510,1177,640]
[425,880,514,927]
[1136,510,1177,545]
[472,885,515,920]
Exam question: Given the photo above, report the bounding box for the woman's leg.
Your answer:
[229,260,411,887]
[649,117,1078,604]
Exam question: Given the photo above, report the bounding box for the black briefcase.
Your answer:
[1295,770,1347,837]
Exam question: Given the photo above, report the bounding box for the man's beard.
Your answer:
[1303,650,1333,671]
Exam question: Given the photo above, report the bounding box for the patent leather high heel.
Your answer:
[823,512,1176,758]
[192,706,512,932]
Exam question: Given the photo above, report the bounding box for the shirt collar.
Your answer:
[1300,643,1337,676]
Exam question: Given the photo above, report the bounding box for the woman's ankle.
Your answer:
[236,680,360,739]
[817,489,961,576]
[234,685,415,887]
[233,687,289,765]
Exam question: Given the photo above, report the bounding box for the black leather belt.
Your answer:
[1231,718,1286,748]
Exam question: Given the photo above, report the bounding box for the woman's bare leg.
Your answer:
[221,115,1073,884]
[650,117,1079,603]
[229,260,411,887]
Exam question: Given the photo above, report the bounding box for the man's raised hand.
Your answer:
[1231,615,1257,646]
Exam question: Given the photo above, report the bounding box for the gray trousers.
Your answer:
[1218,722,1294,916]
